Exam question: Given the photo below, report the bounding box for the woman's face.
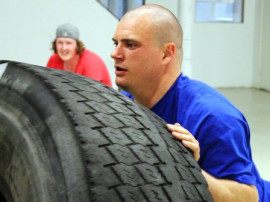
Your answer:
[56,37,78,62]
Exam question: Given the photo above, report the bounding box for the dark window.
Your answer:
[97,0,144,20]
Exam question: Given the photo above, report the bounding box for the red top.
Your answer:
[47,50,112,87]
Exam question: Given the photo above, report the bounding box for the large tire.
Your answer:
[0,61,213,202]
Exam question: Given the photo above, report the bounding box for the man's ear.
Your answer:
[162,43,176,65]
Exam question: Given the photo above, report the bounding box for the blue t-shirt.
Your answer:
[122,73,270,202]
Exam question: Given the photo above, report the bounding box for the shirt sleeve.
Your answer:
[197,113,257,186]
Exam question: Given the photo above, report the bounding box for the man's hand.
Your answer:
[167,123,259,202]
[167,123,200,161]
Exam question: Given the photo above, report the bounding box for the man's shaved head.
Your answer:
[121,4,183,51]
[111,4,184,107]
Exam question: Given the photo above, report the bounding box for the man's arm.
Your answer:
[202,170,258,202]
[167,123,259,202]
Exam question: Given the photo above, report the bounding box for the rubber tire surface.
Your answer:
[0,61,213,202]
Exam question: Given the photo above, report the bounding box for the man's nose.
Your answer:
[111,45,123,61]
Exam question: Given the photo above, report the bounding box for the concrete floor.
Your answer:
[217,88,270,181]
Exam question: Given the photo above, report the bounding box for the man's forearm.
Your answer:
[201,170,259,202]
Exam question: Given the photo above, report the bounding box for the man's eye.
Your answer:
[127,43,135,48]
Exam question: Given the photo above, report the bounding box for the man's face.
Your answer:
[111,16,165,93]
[56,38,78,62]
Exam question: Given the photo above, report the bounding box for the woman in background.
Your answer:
[47,23,112,87]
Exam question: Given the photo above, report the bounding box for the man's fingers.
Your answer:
[167,123,200,162]
[166,124,175,131]
[182,140,200,161]
[167,123,188,134]
[171,131,193,141]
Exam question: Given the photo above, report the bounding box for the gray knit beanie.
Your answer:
[56,23,79,40]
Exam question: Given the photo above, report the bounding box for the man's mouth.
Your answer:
[115,66,127,76]
[116,67,124,71]
[115,66,126,71]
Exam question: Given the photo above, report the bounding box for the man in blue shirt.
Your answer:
[111,4,269,202]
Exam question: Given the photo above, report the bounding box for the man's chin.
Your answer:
[115,80,127,91]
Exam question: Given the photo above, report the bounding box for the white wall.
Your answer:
[146,0,261,88]
[255,0,270,90]
[145,0,178,15]
[0,0,266,89]
[0,0,118,88]
[192,1,258,88]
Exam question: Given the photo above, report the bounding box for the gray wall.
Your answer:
[255,0,270,90]
[0,0,118,88]
[1,0,269,89]
[146,0,269,89]
[192,1,257,88]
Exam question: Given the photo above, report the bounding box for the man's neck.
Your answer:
[133,71,180,109]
